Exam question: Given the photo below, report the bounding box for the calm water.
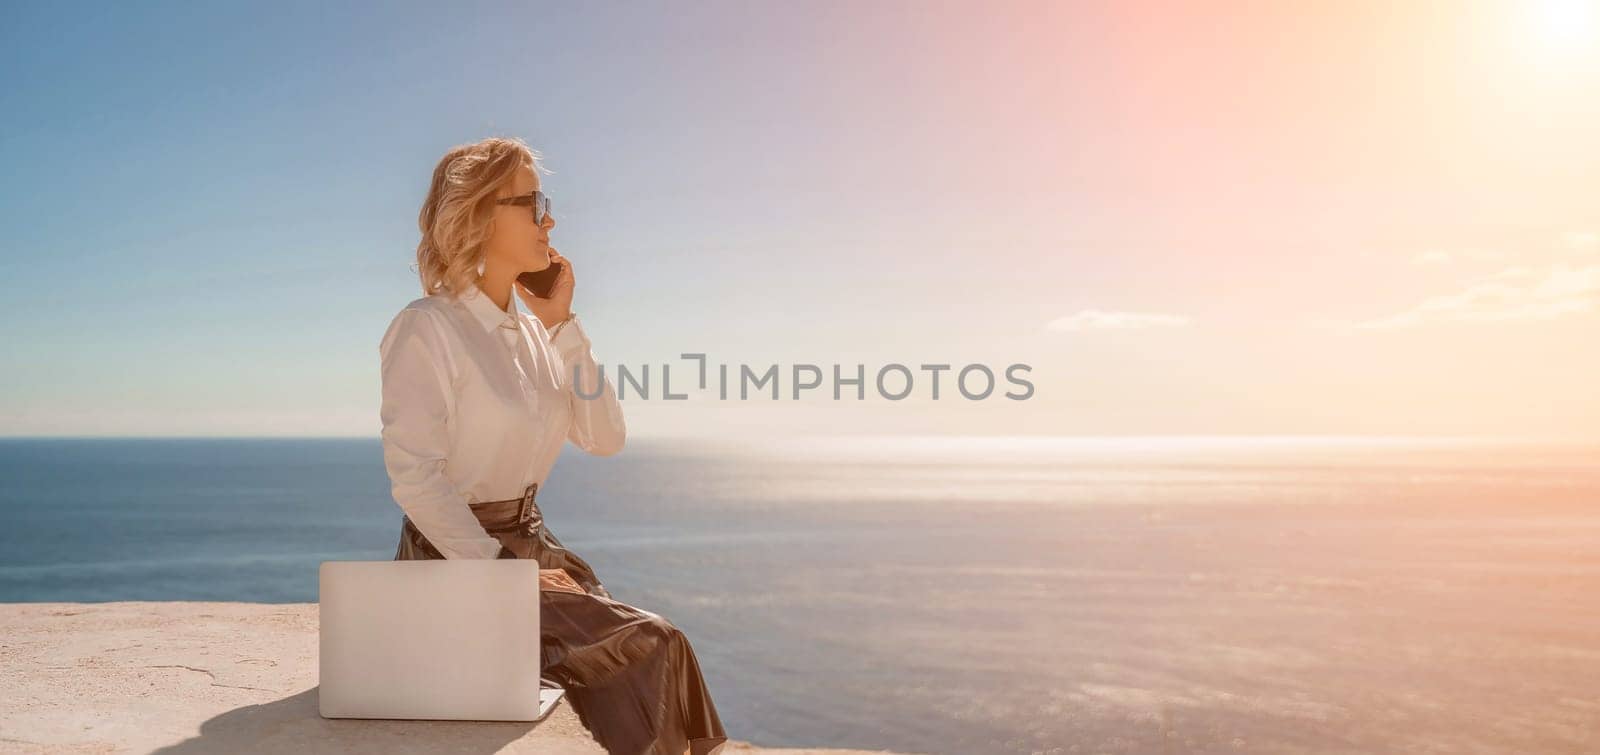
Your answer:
[2,436,1598,754]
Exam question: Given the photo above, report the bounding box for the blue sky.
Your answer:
[3,1,1597,439]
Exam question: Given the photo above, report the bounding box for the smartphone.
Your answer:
[517,261,564,299]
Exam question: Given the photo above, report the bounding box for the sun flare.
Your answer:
[1531,0,1597,55]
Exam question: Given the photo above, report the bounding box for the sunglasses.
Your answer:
[495,189,552,225]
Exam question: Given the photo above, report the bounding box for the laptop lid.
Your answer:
[318,559,546,721]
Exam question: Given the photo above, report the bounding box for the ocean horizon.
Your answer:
[3,435,1597,753]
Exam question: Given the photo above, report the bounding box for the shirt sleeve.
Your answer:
[548,314,627,456]
[378,308,506,559]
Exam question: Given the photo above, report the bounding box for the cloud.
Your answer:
[1354,263,1600,329]
[1048,310,1192,332]
[1411,248,1507,265]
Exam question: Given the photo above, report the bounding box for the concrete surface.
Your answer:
[0,601,914,755]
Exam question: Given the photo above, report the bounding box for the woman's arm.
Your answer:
[549,313,627,456]
[379,307,507,559]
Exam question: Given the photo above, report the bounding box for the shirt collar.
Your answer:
[458,283,521,334]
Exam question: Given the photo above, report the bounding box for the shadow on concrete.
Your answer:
[151,686,573,754]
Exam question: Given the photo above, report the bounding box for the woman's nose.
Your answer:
[542,213,557,232]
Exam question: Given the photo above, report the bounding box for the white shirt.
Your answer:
[378,284,627,559]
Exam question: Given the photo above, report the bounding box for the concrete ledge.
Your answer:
[0,601,913,755]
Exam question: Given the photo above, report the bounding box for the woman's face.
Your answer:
[485,164,557,273]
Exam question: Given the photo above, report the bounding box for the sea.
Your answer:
[2,435,1597,754]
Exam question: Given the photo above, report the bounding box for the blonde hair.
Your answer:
[414,136,544,297]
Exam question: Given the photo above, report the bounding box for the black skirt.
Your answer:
[394,482,729,755]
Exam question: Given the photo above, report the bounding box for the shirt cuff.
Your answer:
[550,313,591,365]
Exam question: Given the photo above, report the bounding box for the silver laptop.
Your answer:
[318,559,563,721]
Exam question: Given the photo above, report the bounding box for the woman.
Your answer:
[378,136,728,755]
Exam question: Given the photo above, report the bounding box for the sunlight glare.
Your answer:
[1533,0,1596,54]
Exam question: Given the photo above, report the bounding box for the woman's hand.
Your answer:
[515,247,576,330]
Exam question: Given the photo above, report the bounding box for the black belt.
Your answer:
[475,481,540,535]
